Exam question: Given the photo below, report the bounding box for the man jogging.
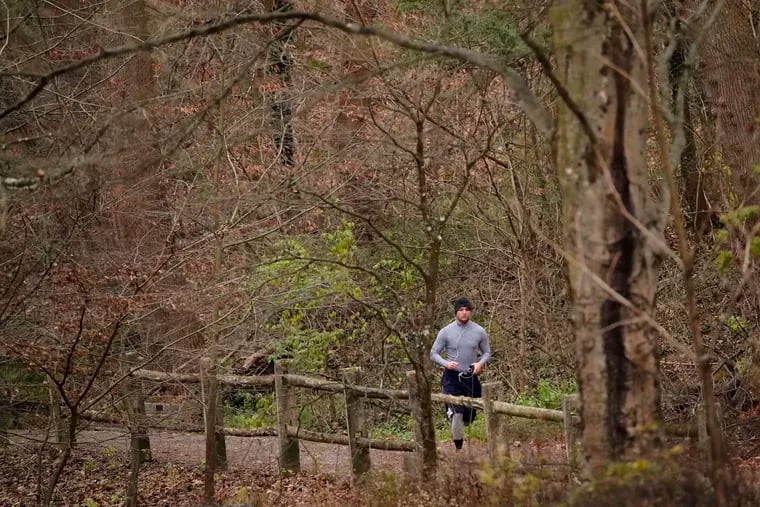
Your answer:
[430,296,491,451]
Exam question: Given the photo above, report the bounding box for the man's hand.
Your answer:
[471,362,483,375]
[446,361,459,370]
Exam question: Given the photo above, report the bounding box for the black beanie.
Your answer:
[453,297,473,312]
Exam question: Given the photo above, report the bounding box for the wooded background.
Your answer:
[1,0,759,505]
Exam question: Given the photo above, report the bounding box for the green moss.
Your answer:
[714,249,734,274]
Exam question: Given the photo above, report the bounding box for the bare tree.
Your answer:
[1,6,754,500]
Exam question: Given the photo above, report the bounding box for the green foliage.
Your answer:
[369,415,415,440]
[477,459,554,506]
[513,473,542,506]
[256,221,368,371]
[447,10,524,60]
[295,403,320,429]
[393,3,525,61]
[371,258,418,291]
[465,415,486,440]
[255,219,425,373]
[562,447,760,507]
[304,59,331,74]
[224,392,276,429]
[393,0,441,14]
[435,411,486,442]
[724,315,748,334]
[735,351,753,377]
[82,460,97,475]
[714,249,734,274]
[605,458,656,480]
[0,357,47,402]
[569,456,679,505]
[713,228,729,244]
[750,236,760,258]
[269,327,344,372]
[719,205,760,227]
[222,486,253,506]
[323,221,358,263]
[711,201,760,276]
[164,464,180,487]
[514,378,576,410]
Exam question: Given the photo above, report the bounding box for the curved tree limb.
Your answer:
[1,10,553,138]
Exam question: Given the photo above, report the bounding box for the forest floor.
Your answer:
[0,426,569,506]
[6,425,760,506]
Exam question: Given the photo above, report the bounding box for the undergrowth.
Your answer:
[359,450,760,507]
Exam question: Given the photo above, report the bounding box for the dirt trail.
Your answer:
[74,425,409,476]
[4,426,569,506]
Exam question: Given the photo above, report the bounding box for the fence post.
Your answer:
[122,352,150,507]
[123,352,151,463]
[562,394,581,467]
[342,367,370,480]
[482,382,504,464]
[200,356,227,471]
[275,360,300,473]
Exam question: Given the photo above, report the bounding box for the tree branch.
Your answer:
[1,10,553,138]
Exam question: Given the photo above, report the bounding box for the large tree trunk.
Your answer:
[696,0,760,207]
[690,0,760,429]
[667,11,714,234]
[417,237,442,482]
[551,0,664,471]
[111,0,160,248]
[411,340,437,482]
[268,0,296,167]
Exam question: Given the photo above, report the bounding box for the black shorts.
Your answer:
[441,368,482,424]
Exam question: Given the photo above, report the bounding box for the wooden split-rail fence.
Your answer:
[110,355,583,481]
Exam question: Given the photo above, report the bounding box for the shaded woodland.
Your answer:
[1,0,759,505]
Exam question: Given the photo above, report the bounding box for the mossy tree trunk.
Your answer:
[551,0,664,472]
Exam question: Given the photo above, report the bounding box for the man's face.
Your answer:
[456,306,471,323]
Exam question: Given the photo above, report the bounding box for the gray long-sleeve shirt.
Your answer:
[430,320,491,373]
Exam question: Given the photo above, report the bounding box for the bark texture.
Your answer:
[269,0,296,166]
[668,21,714,234]
[696,0,760,206]
[551,0,664,471]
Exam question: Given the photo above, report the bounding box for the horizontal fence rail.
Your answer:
[120,361,699,479]
[132,368,564,420]
[284,426,416,452]
[132,369,275,388]
[133,369,410,400]
[126,363,569,477]
[430,393,564,422]
[81,410,278,437]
